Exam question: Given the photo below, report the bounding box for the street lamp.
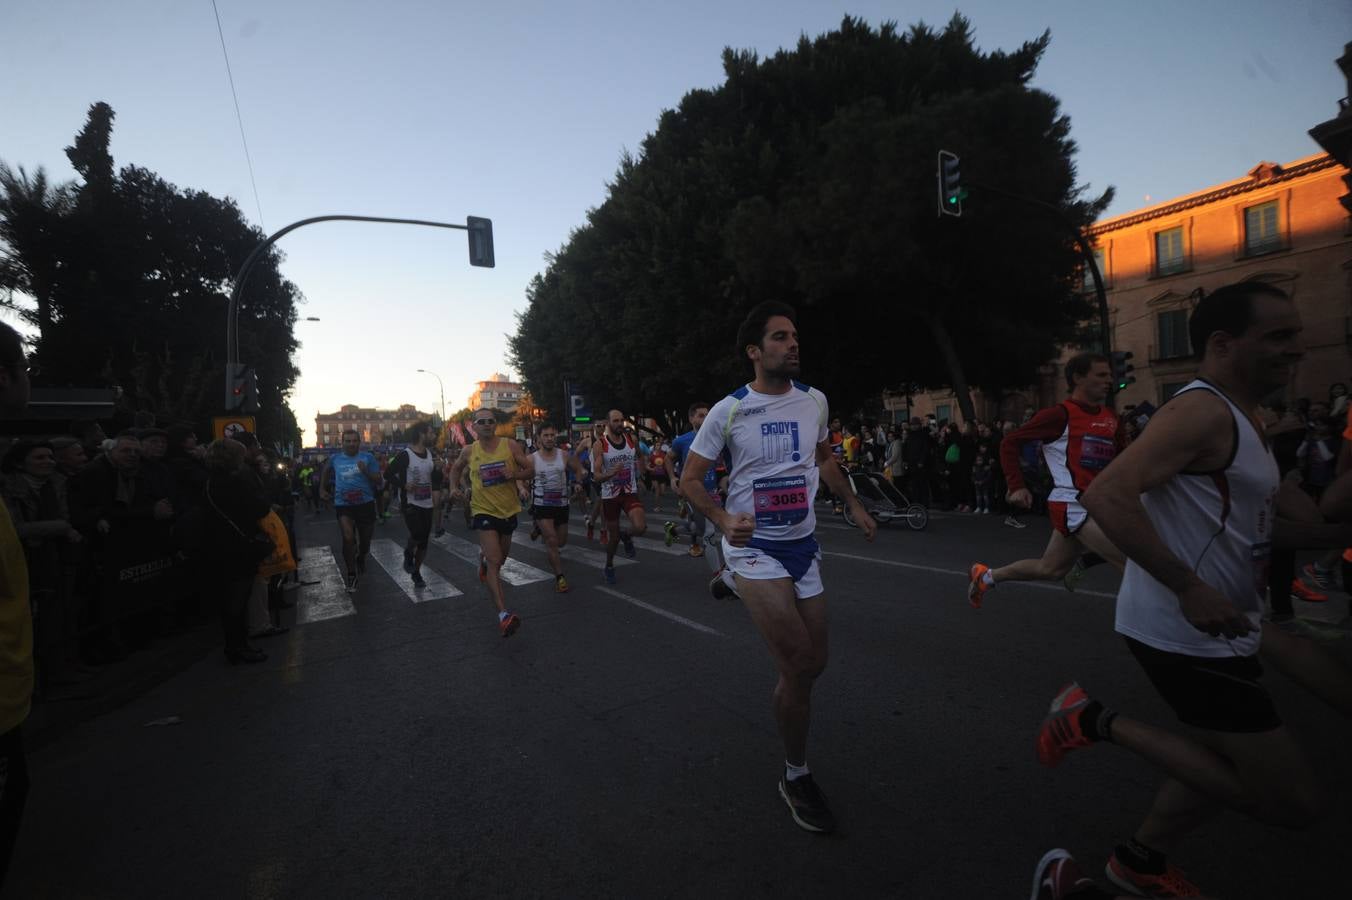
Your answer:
[417,368,446,423]
[304,316,321,322]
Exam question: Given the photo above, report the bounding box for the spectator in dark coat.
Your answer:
[201,439,272,664]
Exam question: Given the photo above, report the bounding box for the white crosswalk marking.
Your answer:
[430,533,554,585]
[367,539,463,602]
[510,535,636,570]
[295,545,356,623]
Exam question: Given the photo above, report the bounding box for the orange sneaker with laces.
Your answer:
[968,562,992,608]
[1105,851,1201,897]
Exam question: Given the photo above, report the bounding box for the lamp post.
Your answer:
[417,368,446,423]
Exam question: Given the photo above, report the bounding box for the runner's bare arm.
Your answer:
[1081,391,1255,637]
[509,441,534,480]
[1275,476,1352,546]
[448,454,469,497]
[664,452,678,485]
[317,460,333,501]
[815,439,876,539]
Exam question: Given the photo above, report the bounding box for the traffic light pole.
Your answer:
[965,183,1111,357]
[225,213,493,410]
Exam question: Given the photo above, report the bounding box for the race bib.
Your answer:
[538,488,566,507]
[479,460,508,487]
[612,465,633,490]
[342,489,365,505]
[411,483,432,501]
[753,476,809,527]
[1079,435,1115,472]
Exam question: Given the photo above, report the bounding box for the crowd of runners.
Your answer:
[7,278,1352,897]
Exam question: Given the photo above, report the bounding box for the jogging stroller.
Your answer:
[841,468,929,531]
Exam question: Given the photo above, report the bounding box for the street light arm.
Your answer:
[226,214,469,365]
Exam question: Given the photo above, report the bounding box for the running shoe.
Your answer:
[1302,562,1334,590]
[499,612,521,638]
[709,569,739,601]
[663,521,677,546]
[1290,579,1328,603]
[689,543,704,558]
[1036,681,1093,768]
[1105,851,1201,898]
[585,518,594,541]
[622,533,636,558]
[1004,515,1027,529]
[968,562,992,609]
[604,565,616,585]
[345,573,359,594]
[555,575,570,594]
[777,774,835,834]
[410,571,427,588]
[479,555,488,583]
[1029,849,1096,900]
[529,524,541,542]
[1062,558,1086,593]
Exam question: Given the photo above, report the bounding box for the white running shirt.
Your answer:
[531,449,568,508]
[1115,379,1279,658]
[403,448,435,509]
[597,434,639,500]
[690,381,829,543]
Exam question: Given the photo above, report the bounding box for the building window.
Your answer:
[1156,309,1191,360]
[1244,200,1281,255]
[1161,381,1190,403]
[1082,247,1107,292]
[935,403,951,423]
[1155,227,1186,276]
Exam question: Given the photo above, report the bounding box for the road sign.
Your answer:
[567,382,592,424]
[213,415,257,441]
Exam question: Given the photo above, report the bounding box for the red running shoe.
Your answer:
[968,562,992,608]
[499,612,521,638]
[1105,851,1201,897]
[1029,849,1095,900]
[1290,579,1328,603]
[1036,681,1093,767]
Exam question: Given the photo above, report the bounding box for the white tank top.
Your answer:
[597,434,638,500]
[531,450,568,507]
[404,448,435,509]
[1115,379,1278,658]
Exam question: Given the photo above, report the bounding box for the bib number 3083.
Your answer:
[753,476,809,527]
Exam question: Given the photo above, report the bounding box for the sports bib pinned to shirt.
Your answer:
[752,475,809,527]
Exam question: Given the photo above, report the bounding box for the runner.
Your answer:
[1041,282,1352,897]
[647,436,670,512]
[967,353,1126,607]
[523,423,588,593]
[664,401,721,563]
[382,421,437,588]
[448,409,533,637]
[679,301,876,835]
[594,410,647,584]
[318,430,381,592]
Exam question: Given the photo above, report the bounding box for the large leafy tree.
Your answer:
[511,15,1111,426]
[0,103,301,447]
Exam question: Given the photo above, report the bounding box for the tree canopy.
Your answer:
[0,103,302,447]
[509,15,1111,430]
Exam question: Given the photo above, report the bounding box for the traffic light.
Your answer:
[225,363,260,413]
[1111,351,1135,391]
[937,150,965,217]
[467,215,495,268]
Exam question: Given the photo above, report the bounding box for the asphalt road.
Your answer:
[9,501,1350,899]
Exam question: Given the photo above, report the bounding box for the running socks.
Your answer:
[1116,838,1167,876]
[1078,700,1117,743]
[981,569,995,588]
[785,761,810,781]
[497,610,510,622]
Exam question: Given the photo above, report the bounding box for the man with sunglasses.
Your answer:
[449,409,533,637]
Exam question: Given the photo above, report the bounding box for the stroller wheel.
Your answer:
[904,503,929,531]
[842,504,858,528]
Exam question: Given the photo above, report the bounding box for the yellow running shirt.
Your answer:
[469,438,522,520]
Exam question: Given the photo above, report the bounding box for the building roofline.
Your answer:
[1087,153,1342,238]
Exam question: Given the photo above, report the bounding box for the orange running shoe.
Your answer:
[1290,579,1328,603]
[499,612,521,638]
[1036,681,1093,767]
[1105,851,1201,897]
[689,543,704,558]
[968,562,992,608]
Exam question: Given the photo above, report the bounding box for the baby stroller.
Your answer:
[840,468,929,531]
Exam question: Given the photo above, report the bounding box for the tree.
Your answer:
[0,103,303,444]
[510,15,1112,424]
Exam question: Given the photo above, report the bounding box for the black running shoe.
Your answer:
[709,569,739,601]
[410,571,427,588]
[403,552,415,573]
[778,774,835,834]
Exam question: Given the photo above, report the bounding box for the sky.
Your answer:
[3,1,1349,444]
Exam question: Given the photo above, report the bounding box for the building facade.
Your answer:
[902,153,1351,424]
[314,403,431,447]
[467,373,523,414]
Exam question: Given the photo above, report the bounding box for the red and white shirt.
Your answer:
[999,399,1124,503]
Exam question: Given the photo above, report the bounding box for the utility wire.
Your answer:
[211,0,265,231]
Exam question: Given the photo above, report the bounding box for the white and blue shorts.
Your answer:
[721,535,823,600]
